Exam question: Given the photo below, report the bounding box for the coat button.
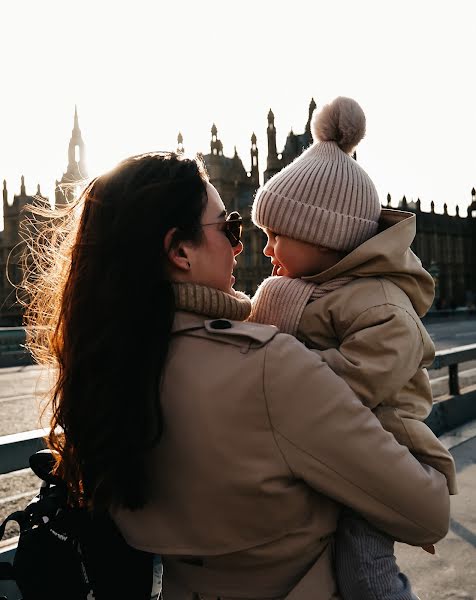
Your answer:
[209,319,232,330]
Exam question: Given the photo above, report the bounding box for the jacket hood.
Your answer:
[302,209,435,316]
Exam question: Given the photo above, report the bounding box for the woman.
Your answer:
[24,151,449,600]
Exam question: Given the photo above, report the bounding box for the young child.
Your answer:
[250,96,456,600]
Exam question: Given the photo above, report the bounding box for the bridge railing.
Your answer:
[2,327,476,395]
[431,343,476,395]
[1,340,476,598]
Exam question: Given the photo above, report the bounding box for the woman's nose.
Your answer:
[233,241,243,256]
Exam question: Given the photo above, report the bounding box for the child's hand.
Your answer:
[421,544,435,554]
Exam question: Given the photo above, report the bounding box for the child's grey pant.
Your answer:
[335,509,420,600]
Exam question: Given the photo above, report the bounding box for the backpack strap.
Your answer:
[0,511,25,583]
[0,511,27,540]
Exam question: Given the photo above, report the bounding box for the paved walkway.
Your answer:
[395,421,476,600]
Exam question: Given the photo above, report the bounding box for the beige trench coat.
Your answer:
[299,209,457,493]
[113,310,450,600]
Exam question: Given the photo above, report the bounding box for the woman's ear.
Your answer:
[164,228,191,272]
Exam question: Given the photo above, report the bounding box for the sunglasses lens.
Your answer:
[225,213,242,247]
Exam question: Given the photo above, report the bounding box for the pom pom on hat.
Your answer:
[252,95,381,253]
[312,96,366,154]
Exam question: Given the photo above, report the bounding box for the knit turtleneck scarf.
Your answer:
[172,282,252,322]
[249,276,354,336]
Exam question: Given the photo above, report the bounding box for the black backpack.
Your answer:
[0,449,154,600]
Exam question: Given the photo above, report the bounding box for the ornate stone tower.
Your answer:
[468,187,476,217]
[281,98,316,167]
[264,109,282,183]
[250,132,259,187]
[55,106,87,205]
[304,97,317,141]
[176,132,184,154]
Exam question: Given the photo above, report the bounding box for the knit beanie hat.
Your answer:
[252,97,381,252]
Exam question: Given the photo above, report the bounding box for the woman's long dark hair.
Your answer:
[22,152,208,510]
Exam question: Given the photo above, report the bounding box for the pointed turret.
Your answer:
[210,124,223,156]
[67,106,87,177]
[20,176,26,196]
[57,106,88,204]
[250,132,259,187]
[3,180,8,219]
[469,187,476,217]
[3,179,12,245]
[177,132,184,154]
[265,108,280,182]
[305,97,317,142]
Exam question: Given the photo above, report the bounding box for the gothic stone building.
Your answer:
[1,102,475,325]
[0,108,87,325]
[201,99,318,297]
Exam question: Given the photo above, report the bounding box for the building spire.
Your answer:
[20,175,26,196]
[210,124,222,156]
[3,180,7,210]
[177,131,184,154]
[250,132,259,186]
[265,108,280,182]
[56,106,88,205]
[73,104,79,132]
[305,98,317,142]
[65,106,87,180]
[309,97,317,114]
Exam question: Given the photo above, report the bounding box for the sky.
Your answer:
[1,0,475,228]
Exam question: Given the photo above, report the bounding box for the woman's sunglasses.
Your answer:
[202,211,243,248]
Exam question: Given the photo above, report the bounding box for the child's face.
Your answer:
[263,229,346,277]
